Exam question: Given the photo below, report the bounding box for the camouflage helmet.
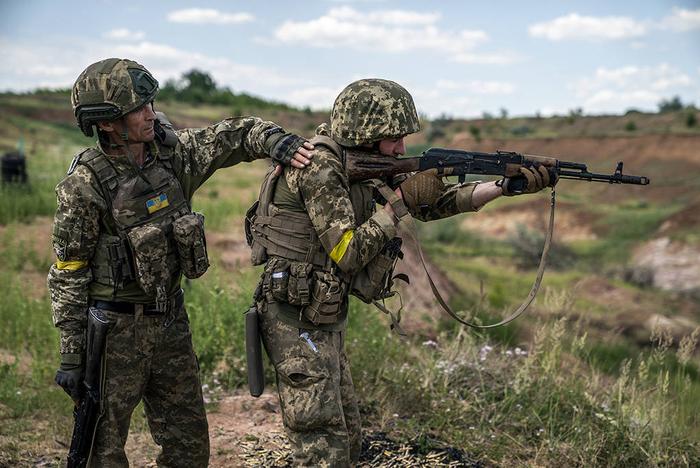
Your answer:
[71,58,159,136]
[330,78,420,147]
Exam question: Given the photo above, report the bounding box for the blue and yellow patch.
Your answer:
[146,193,169,214]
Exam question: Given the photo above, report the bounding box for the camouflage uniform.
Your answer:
[49,58,298,467]
[250,80,480,467]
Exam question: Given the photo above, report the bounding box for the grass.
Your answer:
[1,227,699,465]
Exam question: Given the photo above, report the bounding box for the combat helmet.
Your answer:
[330,78,420,147]
[71,58,159,137]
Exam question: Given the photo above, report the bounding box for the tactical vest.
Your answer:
[245,135,402,325]
[246,135,376,262]
[74,117,209,305]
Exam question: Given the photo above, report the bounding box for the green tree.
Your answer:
[658,95,684,113]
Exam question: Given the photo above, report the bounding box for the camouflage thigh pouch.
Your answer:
[274,330,345,432]
[172,212,209,279]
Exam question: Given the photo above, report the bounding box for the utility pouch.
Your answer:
[351,237,403,303]
[172,212,209,279]
[302,271,346,325]
[264,257,290,302]
[127,224,170,299]
[287,262,313,306]
[91,234,134,287]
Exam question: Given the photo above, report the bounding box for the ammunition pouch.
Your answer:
[91,234,134,289]
[351,237,404,303]
[127,224,170,302]
[302,271,346,325]
[288,262,313,306]
[262,258,345,325]
[263,258,314,307]
[172,212,209,279]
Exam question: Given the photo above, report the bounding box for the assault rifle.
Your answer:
[67,308,112,468]
[344,147,649,329]
[345,147,650,187]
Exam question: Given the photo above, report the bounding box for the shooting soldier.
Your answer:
[48,57,312,467]
[245,78,557,466]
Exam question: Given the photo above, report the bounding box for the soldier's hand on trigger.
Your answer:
[500,162,558,196]
[55,353,84,404]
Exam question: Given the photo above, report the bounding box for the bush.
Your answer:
[624,121,637,132]
[686,112,697,128]
[469,125,482,142]
[508,224,576,270]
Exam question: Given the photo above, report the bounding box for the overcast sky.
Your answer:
[1,0,699,118]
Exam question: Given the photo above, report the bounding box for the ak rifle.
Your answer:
[345,147,650,187]
[345,147,650,330]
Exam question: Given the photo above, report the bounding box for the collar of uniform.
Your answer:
[95,141,159,169]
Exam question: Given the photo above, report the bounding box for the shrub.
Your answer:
[469,125,482,142]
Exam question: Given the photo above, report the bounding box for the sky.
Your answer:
[1,0,699,118]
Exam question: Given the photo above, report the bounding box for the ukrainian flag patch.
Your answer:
[146,193,169,214]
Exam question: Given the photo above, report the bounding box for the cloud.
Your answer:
[0,38,305,95]
[529,13,647,41]
[167,8,254,25]
[659,7,700,32]
[436,79,515,94]
[273,7,518,64]
[104,28,145,41]
[285,86,341,110]
[571,63,694,112]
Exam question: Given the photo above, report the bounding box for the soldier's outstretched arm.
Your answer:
[47,165,104,356]
[289,149,397,276]
[174,117,312,197]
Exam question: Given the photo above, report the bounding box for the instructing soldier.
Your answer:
[246,78,556,466]
[48,57,313,466]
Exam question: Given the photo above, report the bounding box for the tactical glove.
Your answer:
[500,163,558,196]
[266,131,308,167]
[55,353,84,401]
[399,169,445,215]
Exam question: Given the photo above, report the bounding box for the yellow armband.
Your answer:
[329,230,354,264]
[55,259,89,271]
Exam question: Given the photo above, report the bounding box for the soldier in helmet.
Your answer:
[48,57,313,466]
[246,78,554,466]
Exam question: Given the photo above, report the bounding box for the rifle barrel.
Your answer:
[558,170,650,185]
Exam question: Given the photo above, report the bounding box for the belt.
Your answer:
[93,289,184,315]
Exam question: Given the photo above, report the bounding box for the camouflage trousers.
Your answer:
[88,304,209,467]
[259,303,362,467]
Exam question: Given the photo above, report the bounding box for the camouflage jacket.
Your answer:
[48,117,282,354]
[269,131,479,331]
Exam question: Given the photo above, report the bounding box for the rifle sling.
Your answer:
[375,184,556,329]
